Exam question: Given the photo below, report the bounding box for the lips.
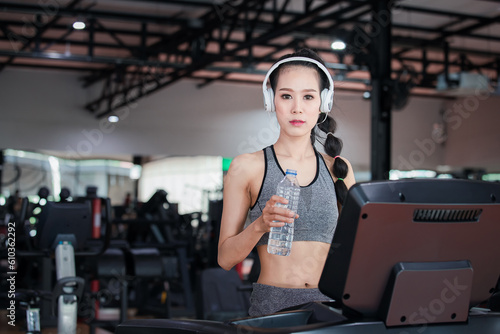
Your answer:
[290,120,305,126]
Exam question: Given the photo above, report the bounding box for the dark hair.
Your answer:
[269,48,329,94]
[270,48,349,206]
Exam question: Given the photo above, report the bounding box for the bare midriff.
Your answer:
[256,241,330,288]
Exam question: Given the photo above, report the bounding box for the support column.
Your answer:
[0,150,3,195]
[370,0,392,180]
[132,155,142,203]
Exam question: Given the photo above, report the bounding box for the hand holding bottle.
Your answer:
[267,169,301,256]
[261,195,298,231]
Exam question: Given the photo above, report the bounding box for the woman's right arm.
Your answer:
[218,154,265,270]
[217,154,294,270]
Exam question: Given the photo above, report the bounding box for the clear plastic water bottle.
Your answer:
[267,169,300,256]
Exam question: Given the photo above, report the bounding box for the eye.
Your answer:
[304,95,314,100]
[280,94,292,100]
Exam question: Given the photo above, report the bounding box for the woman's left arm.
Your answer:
[342,157,356,189]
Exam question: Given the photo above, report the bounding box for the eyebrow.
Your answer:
[278,88,318,92]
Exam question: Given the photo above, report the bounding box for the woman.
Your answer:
[218,48,356,316]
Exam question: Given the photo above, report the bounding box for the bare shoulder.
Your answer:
[223,150,266,209]
[321,153,334,168]
[227,151,263,175]
[225,151,264,184]
[235,151,264,166]
[320,153,356,188]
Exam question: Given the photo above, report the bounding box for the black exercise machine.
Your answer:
[116,178,500,334]
[116,190,195,314]
[16,196,112,334]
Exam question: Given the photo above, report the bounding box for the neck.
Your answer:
[274,136,314,160]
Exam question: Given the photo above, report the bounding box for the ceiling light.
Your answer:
[73,21,86,30]
[108,115,119,123]
[331,40,346,51]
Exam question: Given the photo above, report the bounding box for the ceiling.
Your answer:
[1,0,499,118]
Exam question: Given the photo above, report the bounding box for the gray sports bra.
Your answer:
[249,145,338,246]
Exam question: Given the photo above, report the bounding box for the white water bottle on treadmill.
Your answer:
[267,169,300,256]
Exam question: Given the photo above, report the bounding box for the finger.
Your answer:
[269,204,295,217]
[280,209,297,219]
[270,195,288,206]
[269,220,285,228]
[270,213,295,224]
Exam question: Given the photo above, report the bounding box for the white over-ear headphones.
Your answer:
[262,56,334,113]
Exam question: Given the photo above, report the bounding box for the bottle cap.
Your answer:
[285,169,297,176]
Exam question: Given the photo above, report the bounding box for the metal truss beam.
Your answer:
[0,2,196,26]
[0,0,498,119]
[86,0,348,118]
[0,0,83,73]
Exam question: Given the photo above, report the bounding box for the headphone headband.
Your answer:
[262,56,334,113]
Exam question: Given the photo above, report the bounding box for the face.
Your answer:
[273,65,322,137]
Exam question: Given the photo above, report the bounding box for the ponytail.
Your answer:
[311,114,349,206]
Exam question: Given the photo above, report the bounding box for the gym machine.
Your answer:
[116,190,195,314]
[16,196,112,334]
[116,179,500,334]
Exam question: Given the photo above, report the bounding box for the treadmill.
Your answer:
[116,179,500,334]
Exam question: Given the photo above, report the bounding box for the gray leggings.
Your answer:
[248,283,332,317]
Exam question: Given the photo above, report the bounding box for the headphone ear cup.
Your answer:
[320,88,333,113]
[263,87,275,112]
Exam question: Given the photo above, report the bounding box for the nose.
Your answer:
[292,98,303,114]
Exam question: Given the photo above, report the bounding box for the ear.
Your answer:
[263,87,275,112]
